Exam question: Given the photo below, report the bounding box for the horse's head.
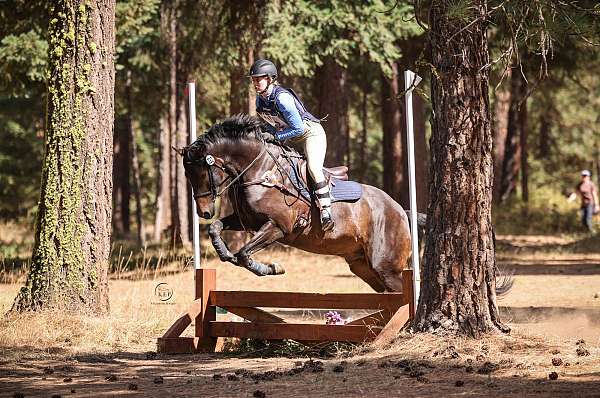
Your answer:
[183,114,272,220]
[182,142,227,220]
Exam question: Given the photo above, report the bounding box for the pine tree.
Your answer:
[13,0,116,313]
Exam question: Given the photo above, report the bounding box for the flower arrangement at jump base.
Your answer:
[325,311,345,325]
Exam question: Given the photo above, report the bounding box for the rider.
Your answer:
[248,59,334,232]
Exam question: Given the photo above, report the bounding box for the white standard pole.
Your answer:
[188,82,201,270]
[404,70,422,304]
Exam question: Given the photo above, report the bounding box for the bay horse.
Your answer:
[182,114,415,292]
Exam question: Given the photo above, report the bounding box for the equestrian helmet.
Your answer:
[248,59,277,79]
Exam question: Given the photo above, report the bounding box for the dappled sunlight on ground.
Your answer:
[1,237,600,397]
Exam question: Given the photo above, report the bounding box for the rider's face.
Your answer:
[252,75,270,93]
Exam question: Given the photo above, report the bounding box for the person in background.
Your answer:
[570,170,599,232]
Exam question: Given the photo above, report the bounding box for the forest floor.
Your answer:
[1,234,599,397]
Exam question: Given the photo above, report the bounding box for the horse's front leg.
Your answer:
[208,214,242,265]
[235,220,286,276]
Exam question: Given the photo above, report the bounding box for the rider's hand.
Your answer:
[261,131,277,143]
[594,205,600,214]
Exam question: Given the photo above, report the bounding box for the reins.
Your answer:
[192,147,266,200]
[190,139,311,211]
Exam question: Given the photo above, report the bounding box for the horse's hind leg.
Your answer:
[345,254,386,293]
[235,220,286,276]
[367,240,411,292]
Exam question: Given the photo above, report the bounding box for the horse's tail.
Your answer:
[406,210,427,238]
[495,266,514,297]
[409,212,514,297]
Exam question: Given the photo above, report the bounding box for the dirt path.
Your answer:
[2,331,599,397]
[1,235,599,397]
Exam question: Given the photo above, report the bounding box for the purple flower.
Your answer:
[325,311,344,325]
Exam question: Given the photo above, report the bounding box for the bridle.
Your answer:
[188,147,267,202]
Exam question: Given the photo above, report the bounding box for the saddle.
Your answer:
[283,155,362,204]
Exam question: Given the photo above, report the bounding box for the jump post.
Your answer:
[157,268,415,354]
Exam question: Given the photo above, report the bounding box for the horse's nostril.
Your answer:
[202,211,211,219]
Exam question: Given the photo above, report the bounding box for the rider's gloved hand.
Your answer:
[260,131,277,143]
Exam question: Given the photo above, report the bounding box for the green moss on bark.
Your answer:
[13,0,104,313]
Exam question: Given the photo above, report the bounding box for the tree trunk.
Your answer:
[397,70,427,210]
[519,95,529,203]
[595,144,600,190]
[229,49,255,115]
[413,93,428,212]
[228,0,260,116]
[381,64,403,203]
[125,70,145,245]
[315,57,348,167]
[538,106,552,158]
[165,1,182,248]
[113,117,130,237]
[13,0,115,313]
[358,86,369,181]
[413,0,508,336]
[175,71,189,245]
[499,68,526,203]
[492,79,511,203]
[153,113,171,242]
[153,3,174,243]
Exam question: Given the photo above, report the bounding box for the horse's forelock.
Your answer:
[184,141,207,164]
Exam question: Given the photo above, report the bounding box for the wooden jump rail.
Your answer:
[157,269,415,354]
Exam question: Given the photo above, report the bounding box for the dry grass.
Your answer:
[0,248,370,361]
[1,234,600,397]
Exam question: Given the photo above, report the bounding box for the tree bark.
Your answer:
[315,57,348,167]
[358,85,369,181]
[175,69,189,245]
[595,144,600,190]
[499,68,526,203]
[125,70,145,245]
[413,93,428,212]
[519,95,529,203]
[492,79,510,203]
[165,0,183,248]
[153,113,171,242]
[153,2,174,242]
[381,64,403,203]
[538,113,551,158]
[113,117,130,237]
[413,0,508,336]
[13,0,115,313]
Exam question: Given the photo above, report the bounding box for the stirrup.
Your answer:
[320,208,335,232]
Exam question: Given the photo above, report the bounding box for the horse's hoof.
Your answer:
[269,262,286,275]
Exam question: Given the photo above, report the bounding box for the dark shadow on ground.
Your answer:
[500,306,600,325]
[497,261,600,275]
[2,343,600,398]
[497,234,600,254]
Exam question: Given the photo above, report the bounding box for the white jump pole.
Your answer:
[404,70,422,305]
[188,82,201,270]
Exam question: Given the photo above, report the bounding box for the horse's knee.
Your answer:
[208,220,223,238]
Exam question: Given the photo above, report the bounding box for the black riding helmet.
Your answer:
[248,59,277,79]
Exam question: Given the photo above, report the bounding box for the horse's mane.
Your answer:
[199,114,264,146]
[185,114,301,162]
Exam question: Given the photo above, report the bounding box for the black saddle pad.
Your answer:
[288,158,362,203]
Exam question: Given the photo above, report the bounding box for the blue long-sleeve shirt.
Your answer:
[256,91,305,141]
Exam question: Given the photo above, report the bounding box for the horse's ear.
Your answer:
[172,146,185,157]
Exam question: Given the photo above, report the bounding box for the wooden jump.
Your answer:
[157,268,415,354]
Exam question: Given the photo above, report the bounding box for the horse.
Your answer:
[182,114,415,292]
